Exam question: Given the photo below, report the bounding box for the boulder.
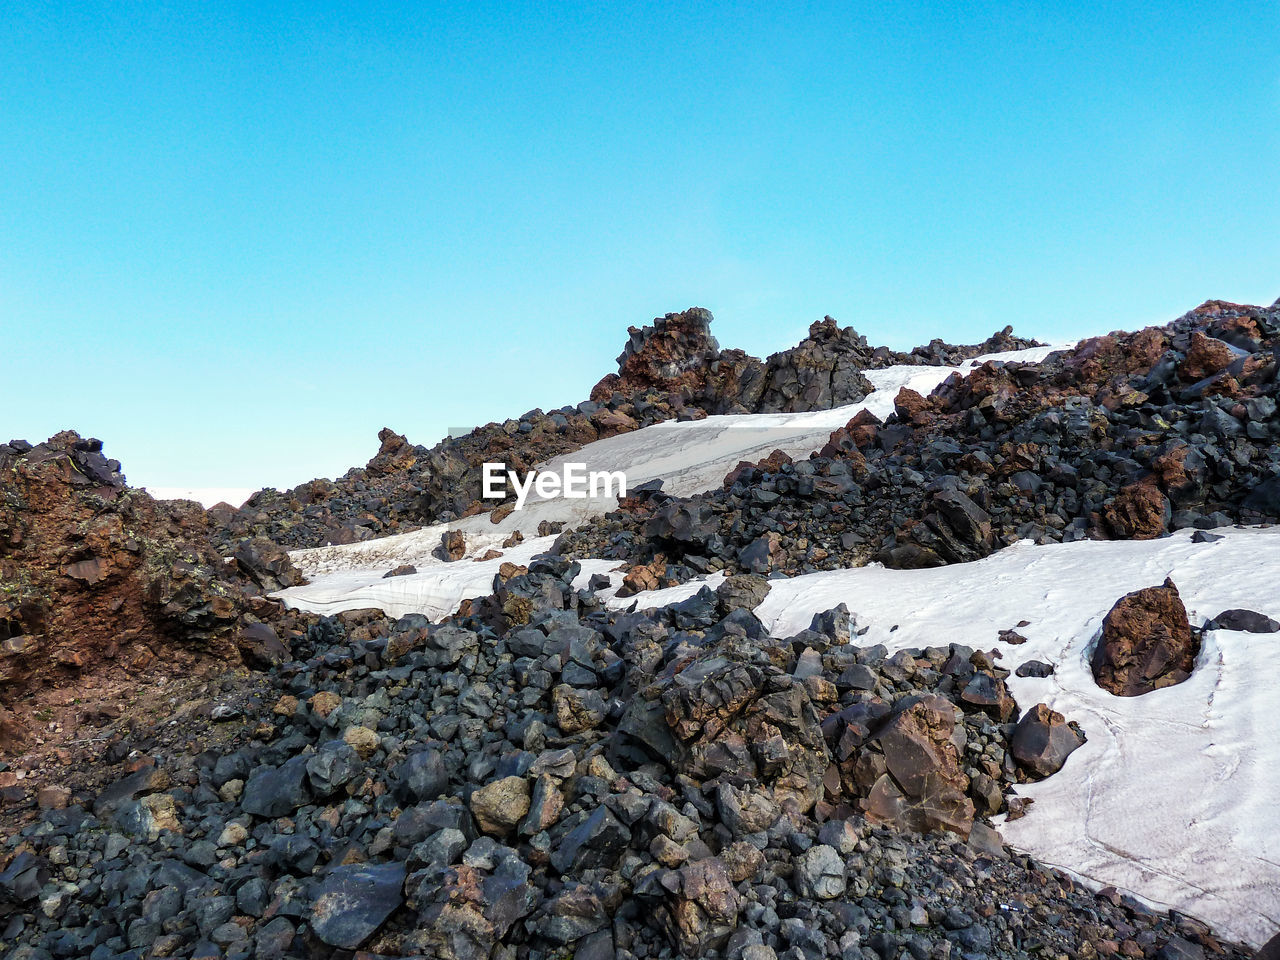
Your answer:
[310,860,407,949]
[470,776,531,836]
[1011,703,1085,778]
[863,695,974,837]
[656,856,742,955]
[715,574,771,613]
[241,756,313,818]
[1101,484,1169,540]
[1092,579,1198,696]
[794,844,846,899]
[1204,609,1280,633]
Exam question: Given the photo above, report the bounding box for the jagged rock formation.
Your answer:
[211,308,1040,551]
[557,298,1280,581]
[0,432,302,747]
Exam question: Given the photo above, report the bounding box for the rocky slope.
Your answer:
[2,300,1276,960]
[554,299,1280,586]
[0,558,1243,960]
[0,431,303,753]
[211,310,1039,552]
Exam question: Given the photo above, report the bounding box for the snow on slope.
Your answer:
[279,343,1070,609]
[271,338,1280,946]
[609,526,1280,948]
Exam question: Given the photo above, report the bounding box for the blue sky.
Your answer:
[4,1,1277,493]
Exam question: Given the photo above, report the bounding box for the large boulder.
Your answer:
[1011,704,1085,778]
[1092,578,1198,697]
[861,694,975,837]
[1100,484,1170,540]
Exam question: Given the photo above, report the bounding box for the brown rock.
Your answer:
[309,691,342,718]
[343,725,381,759]
[551,684,607,733]
[0,432,261,744]
[591,307,721,401]
[657,857,741,955]
[1101,483,1169,540]
[1092,578,1198,696]
[37,784,71,810]
[1181,331,1236,381]
[893,388,935,426]
[365,427,419,476]
[470,776,531,836]
[440,529,466,562]
[863,694,974,837]
[615,557,665,598]
[1011,703,1085,778]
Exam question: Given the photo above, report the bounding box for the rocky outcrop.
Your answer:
[212,307,1043,552]
[558,297,1280,582]
[1092,578,1199,696]
[592,307,722,400]
[0,432,302,747]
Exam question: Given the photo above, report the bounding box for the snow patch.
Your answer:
[615,526,1280,948]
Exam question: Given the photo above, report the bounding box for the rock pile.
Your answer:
[2,550,1224,960]
[0,432,303,748]
[555,299,1280,582]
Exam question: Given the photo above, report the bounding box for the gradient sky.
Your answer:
[4,1,1277,495]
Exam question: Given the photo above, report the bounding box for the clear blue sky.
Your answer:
[4,1,1277,493]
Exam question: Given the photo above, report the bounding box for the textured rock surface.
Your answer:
[1093,578,1199,696]
[0,431,302,748]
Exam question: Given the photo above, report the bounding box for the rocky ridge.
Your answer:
[554,299,1280,584]
[211,310,1039,553]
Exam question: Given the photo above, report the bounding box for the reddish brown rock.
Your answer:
[1092,578,1199,697]
[592,307,721,401]
[1011,703,1085,778]
[656,857,741,955]
[863,694,974,837]
[1100,483,1170,540]
[822,409,882,456]
[615,556,668,598]
[0,432,295,750]
[893,387,935,426]
[1180,331,1236,382]
[365,427,420,477]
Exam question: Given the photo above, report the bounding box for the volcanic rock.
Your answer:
[310,860,407,949]
[1011,703,1086,778]
[1204,609,1280,633]
[1092,579,1199,696]
[471,776,531,836]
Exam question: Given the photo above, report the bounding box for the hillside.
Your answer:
[2,300,1278,960]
